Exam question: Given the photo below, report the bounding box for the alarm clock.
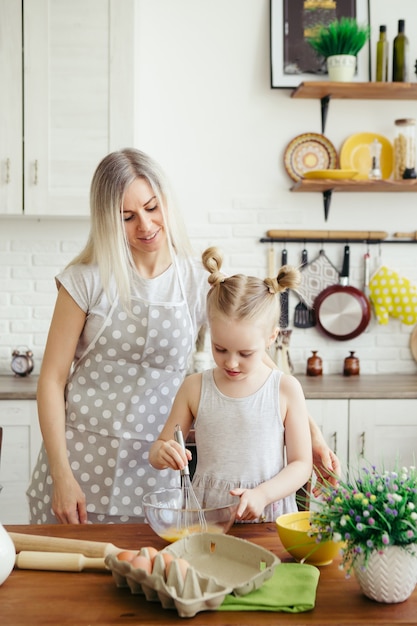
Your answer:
[11,349,34,377]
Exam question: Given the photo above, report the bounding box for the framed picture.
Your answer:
[270,0,371,88]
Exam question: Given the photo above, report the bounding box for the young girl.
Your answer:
[149,247,313,522]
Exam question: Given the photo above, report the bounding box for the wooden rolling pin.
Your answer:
[15,551,107,572]
[266,229,388,241]
[393,231,417,240]
[9,532,133,558]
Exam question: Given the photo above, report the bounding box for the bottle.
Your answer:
[392,19,409,82]
[368,139,382,180]
[376,25,388,82]
[394,118,416,180]
[306,351,322,377]
[343,351,360,377]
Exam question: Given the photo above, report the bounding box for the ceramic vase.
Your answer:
[353,544,417,603]
[0,523,15,585]
[327,55,356,82]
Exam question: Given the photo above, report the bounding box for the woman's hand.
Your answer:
[51,474,87,524]
[229,487,268,521]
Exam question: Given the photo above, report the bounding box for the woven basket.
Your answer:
[353,544,417,603]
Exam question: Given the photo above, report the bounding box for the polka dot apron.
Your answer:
[27,262,195,523]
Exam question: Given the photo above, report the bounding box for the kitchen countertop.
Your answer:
[2,373,417,400]
[4,522,417,625]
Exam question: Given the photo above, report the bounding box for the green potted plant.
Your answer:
[309,464,417,603]
[307,17,370,82]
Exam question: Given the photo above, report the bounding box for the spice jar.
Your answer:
[394,118,417,180]
[306,351,322,377]
[343,351,360,376]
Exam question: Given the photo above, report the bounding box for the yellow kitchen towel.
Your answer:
[219,563,320,613]
[369,265,417,325]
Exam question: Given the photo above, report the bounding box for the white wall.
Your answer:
[2,0,417,377]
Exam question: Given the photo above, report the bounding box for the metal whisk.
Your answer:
[174,424,207,534]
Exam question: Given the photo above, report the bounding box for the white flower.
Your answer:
[407,502,415,510]
[333,532,342,543]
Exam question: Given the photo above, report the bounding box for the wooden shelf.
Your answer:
[291,179,417,193]
[291,81,417,100]
[288,82,417,219]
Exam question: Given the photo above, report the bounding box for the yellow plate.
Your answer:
[303,169,358,180]
[340,132,393,180]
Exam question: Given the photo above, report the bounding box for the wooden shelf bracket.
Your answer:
[321,94,331,133]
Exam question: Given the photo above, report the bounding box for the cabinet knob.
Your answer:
[5,158,10,184]
[359,431,366,457]
[33,160,38,185]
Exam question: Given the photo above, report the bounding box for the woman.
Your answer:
[27,148,339,524]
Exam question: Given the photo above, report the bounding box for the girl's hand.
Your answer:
[51,475,87,524]
[230,487,268,521]
[150,439,192,471]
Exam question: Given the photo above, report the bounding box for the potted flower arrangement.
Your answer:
[307,17,370,82]
[309,464,417,603]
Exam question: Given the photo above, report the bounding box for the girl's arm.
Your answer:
[231,374,312,520]
[37,286,88,523]
[149,373,202,471]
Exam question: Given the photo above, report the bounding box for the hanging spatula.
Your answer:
[279,247,289,329]
[294,248,316,328]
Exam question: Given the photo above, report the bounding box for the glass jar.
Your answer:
[394,118,416,179]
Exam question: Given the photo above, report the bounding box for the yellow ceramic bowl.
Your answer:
[276,511,342,566]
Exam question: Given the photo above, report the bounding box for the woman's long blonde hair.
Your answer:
[202,246,301,332]
[67,148,192,311]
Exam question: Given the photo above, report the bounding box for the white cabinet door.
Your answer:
[22,0,134,216]
[349,399,417,469]
[0,400,41,524]
[0,0,22,214]
[306,399,349,476]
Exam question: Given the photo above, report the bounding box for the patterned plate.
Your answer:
[284,133,338,182]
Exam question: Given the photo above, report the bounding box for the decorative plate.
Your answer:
[303,169,359,180]
[284,133,338,182]
[340,132,393,180]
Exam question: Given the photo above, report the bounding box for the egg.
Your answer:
[116,550,139,562]
[142,546,158,563]
[130,554,152,574]
[160,551,174,578]
[166,557,190,582]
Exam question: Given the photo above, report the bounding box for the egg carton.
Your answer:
[106,532,280,618]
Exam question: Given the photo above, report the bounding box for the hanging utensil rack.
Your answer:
[260,230,417,244]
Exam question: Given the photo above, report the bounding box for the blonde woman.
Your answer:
[150,247,313,522]
[27,149,208,524]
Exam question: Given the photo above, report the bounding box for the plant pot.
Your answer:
[327,55,356,82]
[353,544,417,603]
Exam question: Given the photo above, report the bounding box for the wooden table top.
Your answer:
[3,523,417,625]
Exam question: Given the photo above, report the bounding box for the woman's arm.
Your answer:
[149,373,201,471]
[37,286,88,523]
[263,349,341,485]
[231,374,312,520]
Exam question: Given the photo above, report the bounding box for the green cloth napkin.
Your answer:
[219,563,320,613]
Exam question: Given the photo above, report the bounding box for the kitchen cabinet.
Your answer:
[290,82,417,219]
[349,399,417,469]
[0,0,134,217]
[0,400,42,524]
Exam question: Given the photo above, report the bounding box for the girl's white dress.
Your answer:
[192,369,298,522]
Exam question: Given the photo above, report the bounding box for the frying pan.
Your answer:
[314,245,371,341]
